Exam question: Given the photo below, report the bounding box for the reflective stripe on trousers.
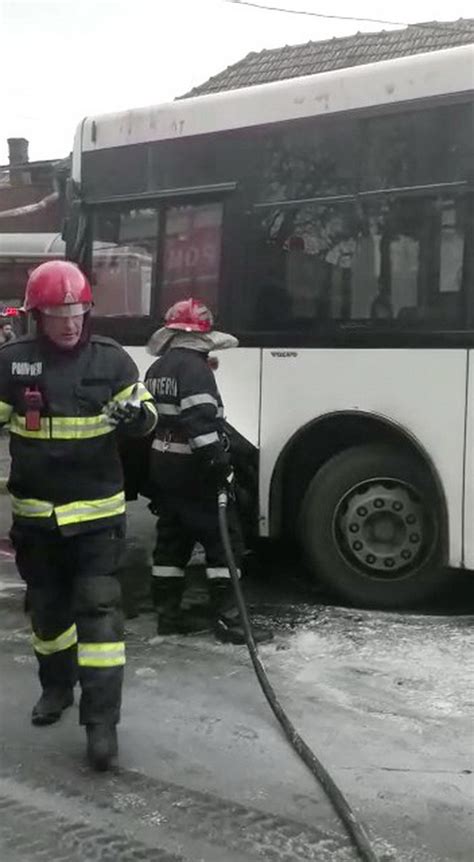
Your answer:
[78,642,126,668]
[152,565,186,578]
[32,623,78,655]
[151,566,238,581]
[11,491,126,526]
[206,567,240,580]
[55,492,126,526]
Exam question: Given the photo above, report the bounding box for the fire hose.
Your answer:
[217,488,380,862]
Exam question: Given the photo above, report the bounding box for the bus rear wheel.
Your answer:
[299,444,448,609]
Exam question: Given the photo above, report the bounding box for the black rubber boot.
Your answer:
[210,581,274,645]
[153,576,207,635]
[86,724,118,771]
[157,611,209,635]
[153,575,182,633]
[31,687,74,726]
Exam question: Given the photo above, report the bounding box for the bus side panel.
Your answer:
[259,348,466,564]
[126,346,155,383]
[462,351,474,568]
[213,348,262,448]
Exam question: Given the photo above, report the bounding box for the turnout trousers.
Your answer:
[11,521,126,726]
[151,490,245,625]
[153,492,243,576]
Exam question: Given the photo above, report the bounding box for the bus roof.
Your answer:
[74,44,473,176]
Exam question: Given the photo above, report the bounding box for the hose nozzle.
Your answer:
[218,489,228,509]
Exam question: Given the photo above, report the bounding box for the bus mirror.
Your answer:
[62,200,87,262]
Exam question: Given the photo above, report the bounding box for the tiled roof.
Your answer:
[182,19,474,98]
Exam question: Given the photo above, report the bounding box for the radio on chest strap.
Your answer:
[24,387,44,432]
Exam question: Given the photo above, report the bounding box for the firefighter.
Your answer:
[0,261,157,771]
[145,298,272,644]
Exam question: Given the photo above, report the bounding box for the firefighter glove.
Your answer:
[103,389,144,429]
[205,450,234,494]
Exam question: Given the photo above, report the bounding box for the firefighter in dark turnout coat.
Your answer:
[0,261,157,770]
[145,298,272,644]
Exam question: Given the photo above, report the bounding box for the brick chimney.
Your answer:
[7,137,31,186]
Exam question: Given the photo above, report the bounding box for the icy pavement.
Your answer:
[0,547,473,861]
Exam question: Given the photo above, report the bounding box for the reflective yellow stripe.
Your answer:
[144,401,158,429]
[0,400,13,424]
[52,415,112,439]
[10,413,112,440]
[32,624,77,656]
[11,495,54,518]
[11,388,153,439]
[55,491,125,526]
[54,416,109,425]
[113,382,154,403]
[113,384,135,401]
[10,414,50,439]
[11,491,125,525]
[78,641,125,668]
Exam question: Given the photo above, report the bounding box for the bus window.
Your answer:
[250,201,363,329]
[248,195,467,331]
[160,202,223,315]
[367,196,466,324]
[361,102,472,190]
[92,208,158,316]
[255,114,359,204]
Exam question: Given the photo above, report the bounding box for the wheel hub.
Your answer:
[337,481,424,577]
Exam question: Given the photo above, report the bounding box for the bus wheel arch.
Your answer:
[268,412,450,607]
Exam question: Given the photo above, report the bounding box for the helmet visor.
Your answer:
[39,302,91,318]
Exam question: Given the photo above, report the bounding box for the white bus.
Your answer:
[66,45,474,608]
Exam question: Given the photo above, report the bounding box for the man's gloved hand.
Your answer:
[205,450,235,497]
[221,468,236,500]
[148,494,162,516]
[104,400,143,428]
[103,385,143,429]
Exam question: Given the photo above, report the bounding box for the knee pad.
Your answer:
[75,576,122,616]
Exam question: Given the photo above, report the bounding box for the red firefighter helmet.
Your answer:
[164,298,214,333]
[24,261,93,316]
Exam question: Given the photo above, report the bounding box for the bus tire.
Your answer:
[299,444,448,609]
